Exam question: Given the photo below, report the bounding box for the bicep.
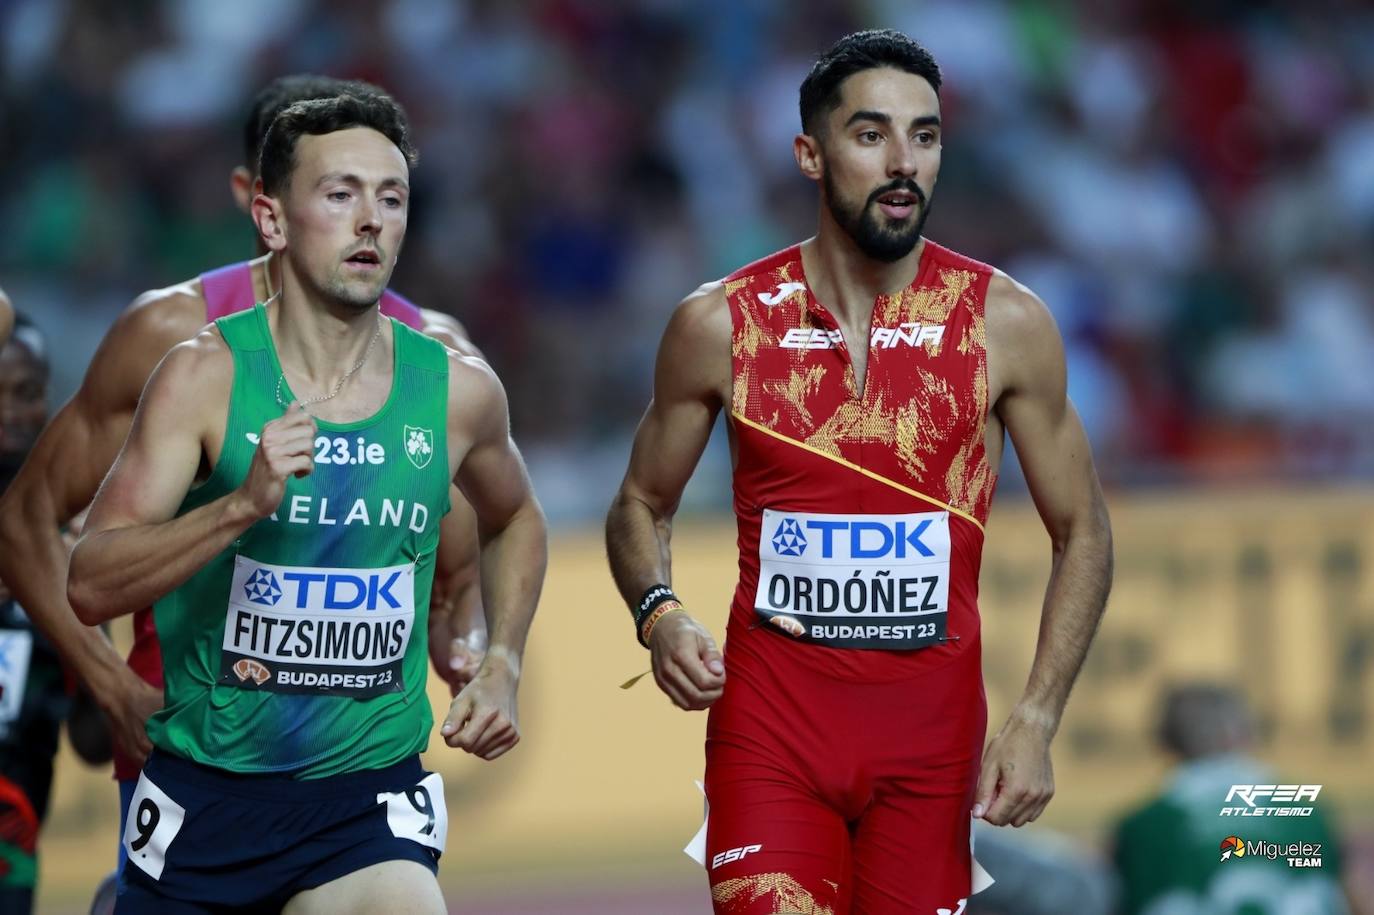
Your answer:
[450,366,536,533]
[994,287,1105,541]
[618,286,727,516]
[621,391,717,518]
[1003,389,1101,540]
[83,350,211,535]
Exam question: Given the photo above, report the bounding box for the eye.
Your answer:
[381,195,404,209]
[859,129,882,144]
[915,131,936,145]
[328,190,351,202]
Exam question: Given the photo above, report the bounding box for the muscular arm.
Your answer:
[419,307,489,690]
[0,289,203,757]
[447,357,546,666]
[605,284,730,709]
[606,285,728,600]
[68,333,272,623]
[975,274,1114,827]
[439,356,547,759]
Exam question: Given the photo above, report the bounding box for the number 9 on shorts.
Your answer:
[377,771,447,852]
[123,772,187,881]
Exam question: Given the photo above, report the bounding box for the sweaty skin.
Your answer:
[606,65,1112,829]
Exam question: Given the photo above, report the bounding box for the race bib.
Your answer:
[0,631,33,729]
[220,556,414,697]
[378,771,447,852]
[754,509,951,649]
[123,771,187,881]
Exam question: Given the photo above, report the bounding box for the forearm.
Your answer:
[476,500,548,668]
[1016,507,1113,732]
[0,502,130,691]
[605,490,674,605]
[69,492,258,624]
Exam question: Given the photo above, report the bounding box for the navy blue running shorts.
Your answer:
[116,750,445,913]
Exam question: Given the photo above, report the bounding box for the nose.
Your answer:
[357,196,382,236]
[887,137,917,180]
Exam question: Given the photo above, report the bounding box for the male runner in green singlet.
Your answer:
[68,93,546,912]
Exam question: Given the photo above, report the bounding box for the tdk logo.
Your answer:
[243,569,283,606]
[281,571,404,611]
[772,518,808,556]
[796,518,935,559]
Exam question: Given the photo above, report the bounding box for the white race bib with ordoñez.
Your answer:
[754,509,950,650]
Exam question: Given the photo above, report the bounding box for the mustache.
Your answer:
[343,243,387,261]
[867,180,927,209]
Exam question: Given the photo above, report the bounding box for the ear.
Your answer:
[794,132,823,183]
[252,192,288,253]
[229,166,253,214]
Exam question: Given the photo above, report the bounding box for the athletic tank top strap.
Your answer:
[200,261,256,321]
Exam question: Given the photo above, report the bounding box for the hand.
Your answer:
[648,611,725,710]
[429,616,486,697]
[95,667,164,767]
[237,402,317,519]
[439,650,520,760]
[972,713,1055,827]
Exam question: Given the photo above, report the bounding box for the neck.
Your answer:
[249,252,279,304]
[801,208,925,326]
[269,268,384,390]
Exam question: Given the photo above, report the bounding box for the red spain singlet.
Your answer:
[113,261,428,781]
[704,239,998,915]
[726,239,997,675]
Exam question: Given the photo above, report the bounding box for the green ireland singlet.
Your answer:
[146,304,452,778]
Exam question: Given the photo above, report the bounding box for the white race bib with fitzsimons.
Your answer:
[220,556,414,697]
[754,509,950,649]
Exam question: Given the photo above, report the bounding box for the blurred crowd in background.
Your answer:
[1,0,1372,521]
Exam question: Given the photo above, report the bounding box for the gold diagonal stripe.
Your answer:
[730,411,986,532]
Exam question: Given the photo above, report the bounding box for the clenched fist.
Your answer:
[237,402,317,519]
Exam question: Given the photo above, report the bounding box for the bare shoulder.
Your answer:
[112,281,212,354]
[142,325,233,408]
[80,280,212,413]
[985,269,1066,397]
[446,349,508,430]
[985,271,1059,347]
[665,280,730,348]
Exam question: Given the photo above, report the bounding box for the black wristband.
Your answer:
[632,584,679,632]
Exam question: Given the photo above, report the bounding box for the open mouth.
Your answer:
[875,190,919,220]
[345,249,382,267]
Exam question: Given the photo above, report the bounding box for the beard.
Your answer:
[321,271,387,313]
[823,171,932,263]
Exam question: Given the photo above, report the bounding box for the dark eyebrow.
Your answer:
[315,172,410,193]
[844,111,942,131]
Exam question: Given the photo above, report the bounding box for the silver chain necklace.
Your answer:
[274,307,385,412]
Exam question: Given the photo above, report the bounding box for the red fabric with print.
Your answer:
[704,240,997,914]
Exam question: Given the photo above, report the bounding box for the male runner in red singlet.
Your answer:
[606,30,1113,915]
[0,76,487,867]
